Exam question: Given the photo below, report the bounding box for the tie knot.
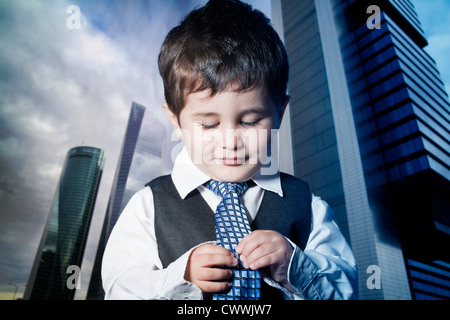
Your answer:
[206,180,248,198]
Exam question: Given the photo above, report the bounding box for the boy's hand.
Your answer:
[236,230,293,284]
[185,244,238,295]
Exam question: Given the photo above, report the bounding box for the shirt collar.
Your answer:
[171,146,284,199]
[252,168,284,197]
[171,147,211,199]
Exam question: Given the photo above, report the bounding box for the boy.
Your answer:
[102,0,357,300]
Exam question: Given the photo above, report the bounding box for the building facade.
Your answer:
[86,102,171,299]
[24,146,105,300]
[273,0,450,299]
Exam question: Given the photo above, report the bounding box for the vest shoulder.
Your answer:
[145,174,172,188]
[279,172,310,189]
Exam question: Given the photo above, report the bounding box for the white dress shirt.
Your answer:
[102,147,358,300]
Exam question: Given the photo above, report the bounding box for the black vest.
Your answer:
[147,172,311,300]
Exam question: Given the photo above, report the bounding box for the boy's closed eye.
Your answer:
[198,120,262,130]
[241,120,262,128]
[198,122,219,130]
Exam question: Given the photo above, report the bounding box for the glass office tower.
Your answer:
[24,146,105,300]
[87,102,171,299]
[273,0,450,299]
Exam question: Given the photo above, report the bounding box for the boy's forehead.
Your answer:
[184,86,270,111]
[187,89,215,102]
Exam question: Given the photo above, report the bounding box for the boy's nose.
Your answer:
[223,128,243,150]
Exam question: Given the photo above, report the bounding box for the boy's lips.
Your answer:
[222,156,247,166]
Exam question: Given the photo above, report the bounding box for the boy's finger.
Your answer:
[245,253,277,270]
[242,242,275,269]
[196,252,238,268]
[236,230,269,257]
[197,267,233,282]
[196,243,234,256]
[198,279,232,294]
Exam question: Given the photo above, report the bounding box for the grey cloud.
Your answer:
[0,0,272,299]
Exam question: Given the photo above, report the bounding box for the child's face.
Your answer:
[165,86,288,182]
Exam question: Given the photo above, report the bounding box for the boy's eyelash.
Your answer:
[241,120,261,127]
[201,123,219,130]
[200,121,261,130]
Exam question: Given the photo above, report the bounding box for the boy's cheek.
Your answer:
[186,127,273,166]
[255,130,273,160]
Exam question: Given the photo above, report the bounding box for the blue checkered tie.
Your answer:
[205,180,261,300]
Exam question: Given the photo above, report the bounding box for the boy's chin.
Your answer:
[203,163,261,183]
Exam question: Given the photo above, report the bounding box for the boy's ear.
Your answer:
[276,95,290,129]
[163,102,183,140]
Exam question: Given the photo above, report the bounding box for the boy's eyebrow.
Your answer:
[191,111,219,118]
[240,108,268,115]
[192,108,268,118]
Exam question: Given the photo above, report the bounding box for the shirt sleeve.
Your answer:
[268,194,358,300]
[101,187,203,300]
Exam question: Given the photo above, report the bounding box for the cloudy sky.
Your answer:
[0,0,271,300]
[0,0,448,300]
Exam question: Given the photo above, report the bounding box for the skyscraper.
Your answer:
[272,0,450,299]
[87,102,172,299]
[24,146,105,300]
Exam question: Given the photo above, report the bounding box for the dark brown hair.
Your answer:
[158,0,289,118]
